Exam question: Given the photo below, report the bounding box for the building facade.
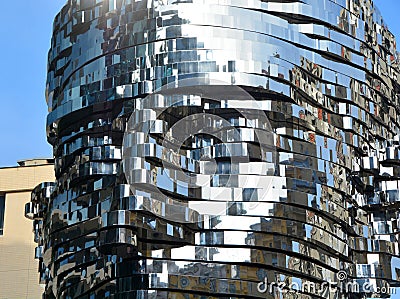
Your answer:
[28,0,400,298]
[0,159,54,299]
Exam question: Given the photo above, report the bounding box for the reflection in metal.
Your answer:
[26,0,400,298]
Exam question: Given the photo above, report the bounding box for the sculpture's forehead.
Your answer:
[47,0,381,119]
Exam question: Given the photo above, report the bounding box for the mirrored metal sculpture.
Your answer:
[27,0,400,298]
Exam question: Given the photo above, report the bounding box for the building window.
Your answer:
[0,195,5,236]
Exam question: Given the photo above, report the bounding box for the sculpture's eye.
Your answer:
[123,79,276,225]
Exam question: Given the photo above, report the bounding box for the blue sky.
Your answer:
[0,0,64,167]
[0,0,398,167]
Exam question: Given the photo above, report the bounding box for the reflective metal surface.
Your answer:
[26,0,400,298]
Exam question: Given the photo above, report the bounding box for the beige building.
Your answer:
[0,159,54,299]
